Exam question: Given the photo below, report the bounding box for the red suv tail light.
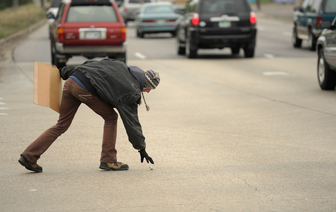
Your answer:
[250,12,257,25]
[58,27,65,43]
[316,16,322,27]
[121,27,126,41]
[191,13,199,27]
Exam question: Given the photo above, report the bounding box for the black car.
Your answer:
[292,0,336,51]
[175,0,257,58]
[316,18,336,90]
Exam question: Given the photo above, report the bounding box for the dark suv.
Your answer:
[49,0,127,69]
[292,0,336,51]
[175,0,257,58]
[316,18,336,90]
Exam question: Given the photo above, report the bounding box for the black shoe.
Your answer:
[99,162,129,171]
[18,155,43,173]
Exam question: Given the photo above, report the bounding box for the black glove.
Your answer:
[139,149,154,164]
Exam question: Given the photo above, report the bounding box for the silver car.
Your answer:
[316,18,336,90]
[120,0,153,25]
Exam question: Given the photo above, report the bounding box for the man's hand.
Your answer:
[139,149,154,164]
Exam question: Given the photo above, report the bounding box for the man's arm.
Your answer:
[59,65,76,80]
[117,95,146,150]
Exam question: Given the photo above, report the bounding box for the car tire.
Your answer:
[171,31,176,37]
[50,40,55,65]
[176,37,185,55]
[317,49,336,90]
[136,28,144,38]
[51,42,66,69]
[308,29,317,51]
[244,47,254,58]
[292,26,302,48]
[186,36,197,58]
[231,47,240,55]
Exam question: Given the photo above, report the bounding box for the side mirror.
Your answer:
[46,13,55,19]
[320,20,331,29]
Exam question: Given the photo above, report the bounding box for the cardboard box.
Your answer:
[33,62,62,113]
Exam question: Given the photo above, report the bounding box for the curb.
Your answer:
[0,19,47,47]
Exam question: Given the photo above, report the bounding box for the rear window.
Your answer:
[66,5,118,22]
[324,0,336,13]
[51,0,62,7]
[200,0,249,14]
[143,5,174,14]
[129,0,151,3]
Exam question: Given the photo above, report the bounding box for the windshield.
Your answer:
[143,5,174,14]
[200,0,249,14]
[66,5,118,22]
[324,0,336,13]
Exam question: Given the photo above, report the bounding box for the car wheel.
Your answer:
[308,29,317,51]
[244,47,254,58]
[176,37,185,55]
[231,47,240,55]
[52,44,66,69]
[317,49,336,90]
[185,36,197,58]
[292,26,302,48]
[136,28,139,37]
[50,40,55,65]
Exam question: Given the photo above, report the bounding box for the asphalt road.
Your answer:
[1,16,336,211]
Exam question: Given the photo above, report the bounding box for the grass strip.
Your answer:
[0,3,46,40]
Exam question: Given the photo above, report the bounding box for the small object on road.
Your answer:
[149,166,154,170]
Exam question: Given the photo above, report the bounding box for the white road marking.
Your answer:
[135,52,146,59]
[282,31,292,37]
[0,102,6,105]
[264,53,275,59]
[263,72,292,76]
[0,113,7,115]
[0,107,8,110]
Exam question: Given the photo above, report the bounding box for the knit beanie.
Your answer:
[144,69,160,90]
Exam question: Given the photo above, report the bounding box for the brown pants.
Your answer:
[22,78,118,164]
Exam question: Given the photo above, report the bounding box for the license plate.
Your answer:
[85,31,101,39]
[219,21,231,28]
[157,20,165,24]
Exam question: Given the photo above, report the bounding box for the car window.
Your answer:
[309,0,322,13]
[66,5,118,22]
[143,5,174,14]
[129,0,151,3]
[56,3,66,21]
[324,0,336,13]
[200,0,249,14]
[185,0,198,13]
[50,0,62,8]
[302,0,313,11]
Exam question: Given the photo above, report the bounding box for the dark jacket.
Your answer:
[60,59,146,150]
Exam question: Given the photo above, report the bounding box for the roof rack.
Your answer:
[71,0,112,6]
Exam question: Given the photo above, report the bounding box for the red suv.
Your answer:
[48,0,127,68]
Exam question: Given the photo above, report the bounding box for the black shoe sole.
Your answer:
[99,163,129,171]
[18,156,42,173]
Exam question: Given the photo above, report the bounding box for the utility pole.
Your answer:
[12,0,19,7]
